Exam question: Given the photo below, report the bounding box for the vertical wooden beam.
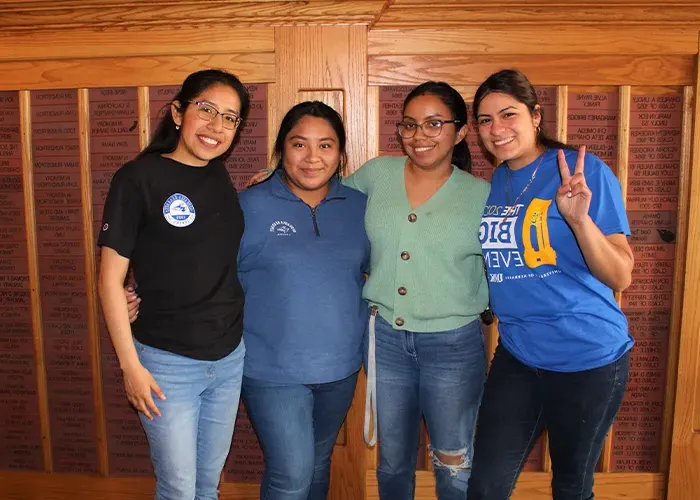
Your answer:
[667,37,700,500]
[19,90,53,472]
[78,88,108,476]
[556,85,568,143]
[660,85,694,473]
[137,87,150,149]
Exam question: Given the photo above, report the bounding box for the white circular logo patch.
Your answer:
[163,193,196,227]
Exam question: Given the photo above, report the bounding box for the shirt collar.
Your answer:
[269,169,346,202]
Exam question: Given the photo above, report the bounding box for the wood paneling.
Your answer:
[667,45,700,500]
[18,90,52,472]
[0,54,275,91]
[0,1,386,31]
[372,4,700,28]
[368,28,699,55]
[0,28,275,63]
[0,472,260,500]
[369,55,695,87]
[366,471,665,499]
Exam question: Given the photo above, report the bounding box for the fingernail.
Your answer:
[567,192,572,198]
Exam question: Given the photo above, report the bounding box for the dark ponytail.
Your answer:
[403,81,472,172]
[137,69,250,160]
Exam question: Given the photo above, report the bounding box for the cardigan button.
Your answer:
[395,317,405,327]
[400,251,410,261]
[398,286,407,296]
[408,213,417,223]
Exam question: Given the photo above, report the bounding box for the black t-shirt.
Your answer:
[98,153,244,360]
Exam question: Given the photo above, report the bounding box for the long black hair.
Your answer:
[137,69,250,160]
[402,81,472,172]
[273,101,347,177]
[472,69,575,164]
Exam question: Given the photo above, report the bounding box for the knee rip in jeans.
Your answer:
[429,446,470,477]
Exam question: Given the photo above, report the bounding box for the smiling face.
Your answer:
[169,83,242,166]
[400,93,466,172]
[476,91,542,170]
[281,115,341,201]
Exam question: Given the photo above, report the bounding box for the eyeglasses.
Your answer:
[184,101,242,130]
[396,119,461,139]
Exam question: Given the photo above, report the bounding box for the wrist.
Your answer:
[567,213,592,231]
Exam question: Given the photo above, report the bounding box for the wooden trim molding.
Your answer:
[0,1,386,32]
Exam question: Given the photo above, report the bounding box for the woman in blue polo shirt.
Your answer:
[238,102,369,500]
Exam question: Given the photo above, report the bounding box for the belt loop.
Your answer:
[364,305,378,446]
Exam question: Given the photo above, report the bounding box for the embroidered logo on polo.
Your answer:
[163,193,196,228]
[269,220,296,236]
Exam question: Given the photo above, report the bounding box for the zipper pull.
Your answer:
[370,305,378,316]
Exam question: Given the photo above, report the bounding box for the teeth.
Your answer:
[200,136,218,145]
[494,137,514,146]
[414,146,433,152]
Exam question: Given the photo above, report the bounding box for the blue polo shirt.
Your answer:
[238,171,370,384]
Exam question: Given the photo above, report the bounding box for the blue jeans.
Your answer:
[371,315,486,500]
[241,372,358,500]
[135,338,245,500]
[467,344,630,500]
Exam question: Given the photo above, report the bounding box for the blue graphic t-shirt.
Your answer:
[481,148,634,372]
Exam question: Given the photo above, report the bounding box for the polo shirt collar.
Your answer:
[269,169,346,202]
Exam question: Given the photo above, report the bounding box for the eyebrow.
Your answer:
[402,113,446,121]
[477,106,517,118]
[287,135,337,142]
[199,99,240,115]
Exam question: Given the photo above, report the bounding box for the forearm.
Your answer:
[98,275,140,371]
[569,216,634,291]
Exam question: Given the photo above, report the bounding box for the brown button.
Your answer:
[398,286,407,296]
[395,317,405,327]
[408,213,417,223]
[401,251,410,261]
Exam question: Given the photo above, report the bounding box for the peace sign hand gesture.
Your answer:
[556,146,592,226]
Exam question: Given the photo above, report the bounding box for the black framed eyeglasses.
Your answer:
[184,101,242,130]
[396,119,461,139]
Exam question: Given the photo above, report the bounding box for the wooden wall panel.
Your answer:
[369,55,695,87]
[0,54,275,91]
[368,28,699,55]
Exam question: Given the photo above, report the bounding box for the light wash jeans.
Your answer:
[135,338,245,500]
[369,315,486,500]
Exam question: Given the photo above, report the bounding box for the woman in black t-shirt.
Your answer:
[98,69,249,499]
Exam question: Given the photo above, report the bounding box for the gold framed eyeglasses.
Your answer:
[396,119,461,139]
[184,101,242,130]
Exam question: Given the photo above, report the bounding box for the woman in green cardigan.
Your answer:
[346,82,489,500]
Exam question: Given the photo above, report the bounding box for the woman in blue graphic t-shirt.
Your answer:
[467,69,634,500]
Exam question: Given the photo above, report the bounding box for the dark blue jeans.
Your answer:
[467,344,630,500]
[371,315,487,500]
[241,371,358,500]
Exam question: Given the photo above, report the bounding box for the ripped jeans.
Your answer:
[370,314,486,500]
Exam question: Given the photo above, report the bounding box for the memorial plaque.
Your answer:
[567,90,619,172]
[0,91,43,471]
[89,87,151,474]
[31,89,97,473]
[611,89,683,472]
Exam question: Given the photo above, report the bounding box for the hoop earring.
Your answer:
[535,125,541,135]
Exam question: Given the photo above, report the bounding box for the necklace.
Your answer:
[501,150,546,222]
